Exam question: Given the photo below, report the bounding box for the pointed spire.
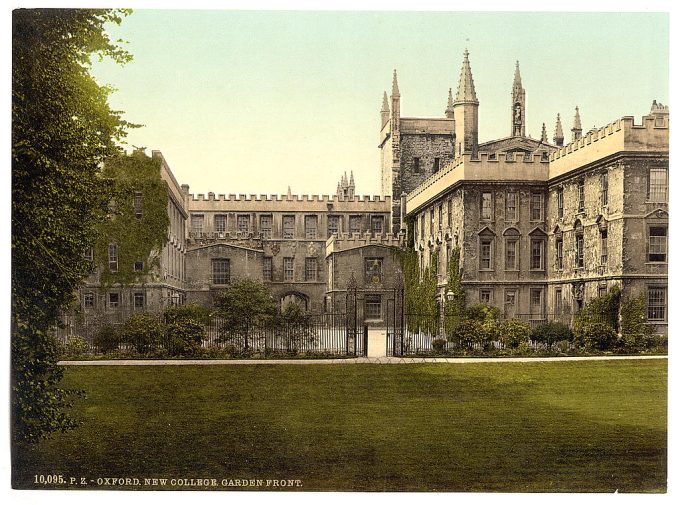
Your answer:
[391,69,400,96]
[287,185,292,198]
[381,91,389,112]
[541,122,548,143]
[572,106,582,141]
[573,106,582,130]
[554,113,564,147]
[513,60,522,92]
[349,170,355,186]
[454,49,478,103]
[445,88,455,118]
[380,91,390,127]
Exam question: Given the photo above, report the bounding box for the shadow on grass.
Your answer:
[12,360,667,492]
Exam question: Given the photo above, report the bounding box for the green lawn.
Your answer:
[13,359,667,492]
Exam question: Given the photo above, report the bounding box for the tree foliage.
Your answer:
[12,9,132,445]
[95,151,170,286]
[213,279,277,333]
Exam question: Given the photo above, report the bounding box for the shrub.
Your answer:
[163,304,210,325]
[121,313,165,354]
[166,319,204,356]
[432,338,447,353]
[63,336,89,357]
[93,324,121,353]
[498,319,531,348]
[531,322,573,347]
[465,304,501,323]
[454,319,497,350]
[574,321,617,351]
[555,339,571,354]
[619,294,654,351]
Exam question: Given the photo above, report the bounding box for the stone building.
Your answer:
[404,51,669,333]
[325,232,404,323]
[75,50,668,334]
[78,150,188,320]
[182,185,392,313]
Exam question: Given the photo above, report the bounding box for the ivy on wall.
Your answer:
[94,151,170,286]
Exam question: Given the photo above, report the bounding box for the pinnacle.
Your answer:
[381,91,389,111]
[554,113,564,140]
[573,106,582,130]
[455,49,478,104]
[513,60,522,88]
[392,69,400,96]
[541,122,548,143]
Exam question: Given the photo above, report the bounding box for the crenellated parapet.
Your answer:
[325,231,405,256]
[185,193,392,212]
[549,114,669,179]
[406,151,549,214]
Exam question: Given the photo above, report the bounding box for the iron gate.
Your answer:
[345,273,405,357]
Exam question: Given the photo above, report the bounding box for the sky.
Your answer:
[89,10,669,197]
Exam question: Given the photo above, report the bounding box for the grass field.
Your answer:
[13,359,666,492]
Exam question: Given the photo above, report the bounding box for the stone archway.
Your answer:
[280,292,309,312]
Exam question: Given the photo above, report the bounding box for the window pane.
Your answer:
[365,295,382,319]
[647,287,666,320]
[237,215,250,232]
[371,215,384,235]
[304,215,318,239]
[327,216,339,237]
[506,192,517,221]
[215,215,227,233]
[648,169,668,202]
[260,215,272,239]
[263,257,272,281]
[531,193,543,221]
[192,215,204,234]
[305,258,317,281]
[505,239,516,269]
[284,257,294,281]
[283,216,295,239]
[349,216,361,234]
[212,259,230,285]
[481,192,492,220]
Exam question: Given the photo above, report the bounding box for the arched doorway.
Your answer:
[280,292,309,312]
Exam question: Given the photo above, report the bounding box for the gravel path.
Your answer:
[58,355,667,366]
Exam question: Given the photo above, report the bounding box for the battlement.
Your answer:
[406,151,549,214]
[188,193,390,203]
[185,193,392,212]
[325,231,405,256]
[400,117,455,135]
[549,114,669,179]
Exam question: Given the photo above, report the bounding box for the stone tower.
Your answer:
[571,106,582,141]
[511,61,526,137]
[453,49,479,157]
[554,113,564,147]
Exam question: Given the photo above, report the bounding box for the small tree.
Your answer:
[93,324,121,354]
[498,319,531,349]
[214,279,277,339]
[620,294,654,350]
[531,322,572,348]
[121,313,164,354]
[166,320,204,357]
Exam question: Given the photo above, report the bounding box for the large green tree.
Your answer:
[12,9,132,445]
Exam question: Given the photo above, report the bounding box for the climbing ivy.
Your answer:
[443,246,466,336]
[94,150,170,286]
[393,216,439,335]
